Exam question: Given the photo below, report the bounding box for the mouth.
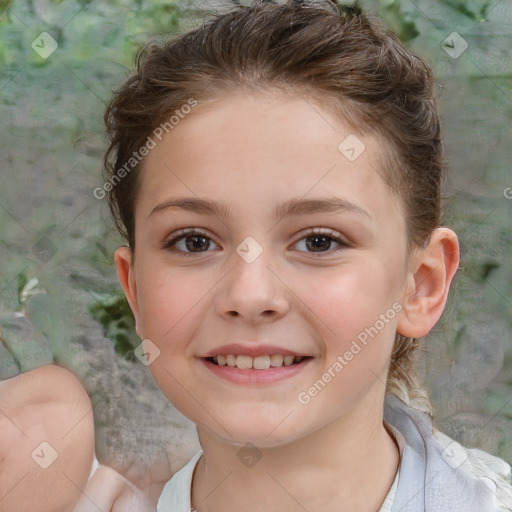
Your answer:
[206,354,308,370]
[199,343,313,384]
[201,352,313,385]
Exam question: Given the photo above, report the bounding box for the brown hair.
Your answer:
[103,0,443,412]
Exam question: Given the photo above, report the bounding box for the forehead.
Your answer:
[136,92,404,230]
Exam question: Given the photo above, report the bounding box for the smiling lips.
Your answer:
[210,354,304,370]
[201,346,311,384]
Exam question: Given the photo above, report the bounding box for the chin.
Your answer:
[198,405,305,448]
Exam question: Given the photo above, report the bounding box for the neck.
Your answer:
[191,394,400,512]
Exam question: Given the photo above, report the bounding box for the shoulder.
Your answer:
[434,429,512,509]
[385,393,512,511]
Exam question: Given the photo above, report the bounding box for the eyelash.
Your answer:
[162,227,350,257]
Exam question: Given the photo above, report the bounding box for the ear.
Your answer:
[397,227,460,339]
[114,246,142,339]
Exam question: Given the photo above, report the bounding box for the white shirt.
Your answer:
[158,394,512,511]
[158,424,403,511]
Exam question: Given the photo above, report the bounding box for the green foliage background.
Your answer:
[1,0,511,463]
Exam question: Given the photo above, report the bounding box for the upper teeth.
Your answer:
[213,354,303,369]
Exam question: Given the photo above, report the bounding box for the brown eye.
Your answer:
[305,235,334,252]
[182,235,211,252]
[293,228,349,255]
[163,229,220,255]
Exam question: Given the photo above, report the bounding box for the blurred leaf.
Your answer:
[88,291,139,361]
[377,0,419,42]
[440,0,493,22]
[17,271,28,306]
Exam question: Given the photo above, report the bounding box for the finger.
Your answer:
[0,366,95,512]
[111,484,157,512]
[71,466,121,512]
[72,466,157,512]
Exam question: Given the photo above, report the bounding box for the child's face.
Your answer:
[116,92,415,447]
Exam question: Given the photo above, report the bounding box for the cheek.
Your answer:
[293,259,401,394]
[136,264,210,345]
[295,260,400,339]
[134,265,208,412]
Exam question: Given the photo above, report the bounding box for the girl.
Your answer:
[1,1,510,511]
[104,0,512,510]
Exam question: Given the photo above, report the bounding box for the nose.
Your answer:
[215,251,290,324]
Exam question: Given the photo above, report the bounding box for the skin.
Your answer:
[72,464,156,512]
[115,91,460,512]
[0,364,95,512]
[0,364,157,512]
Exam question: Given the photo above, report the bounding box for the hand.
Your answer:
[0,364,95,512]
[72,465,157,512]
[0,364,160,512]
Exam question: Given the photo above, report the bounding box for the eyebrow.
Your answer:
[149,196,373,223]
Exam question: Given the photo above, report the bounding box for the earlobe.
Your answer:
[397,227,460,339]
[113,246,142,338]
